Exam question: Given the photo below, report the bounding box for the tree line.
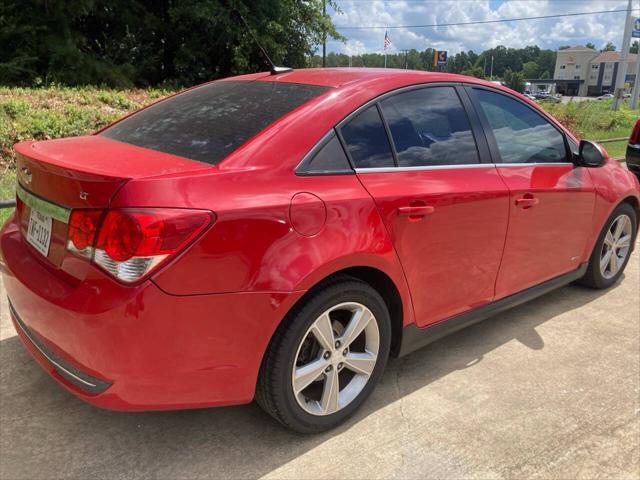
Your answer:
[311,41,640,93]
[0,0,341,87]
[310,45,557,93]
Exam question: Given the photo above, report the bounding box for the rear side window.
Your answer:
[100,81,329,165]
[474,89,568,164]
[340,106,395,168]
[379,87,479,167]
[298,132,353,175]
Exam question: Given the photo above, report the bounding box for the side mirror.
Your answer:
[575,140,606,167]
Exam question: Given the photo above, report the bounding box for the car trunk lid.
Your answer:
[14,135,211,270]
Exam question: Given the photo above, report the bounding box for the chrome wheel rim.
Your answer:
[600,214,633,279]
[292,302,380,416]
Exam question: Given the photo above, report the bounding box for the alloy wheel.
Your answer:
[599,214,633,279]
[291,302,380,416]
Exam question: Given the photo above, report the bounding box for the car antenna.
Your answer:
[234,10,293,75]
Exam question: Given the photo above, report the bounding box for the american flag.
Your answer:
[384,31,391,50]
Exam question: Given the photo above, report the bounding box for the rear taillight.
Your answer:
[66,208,213,283]
[68,209,103,258]
[630,120,640,145]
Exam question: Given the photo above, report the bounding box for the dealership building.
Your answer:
[527,45,638,97]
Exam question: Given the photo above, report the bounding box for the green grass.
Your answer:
[0,169,16,226]
[539,98,638,159]
[0,85,174,168]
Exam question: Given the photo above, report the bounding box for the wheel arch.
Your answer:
[621,195,640,248]
[261,264,410,383]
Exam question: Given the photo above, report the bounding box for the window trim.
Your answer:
[295,129,355,176]
[465,85,574,166]
[336,82,489,171]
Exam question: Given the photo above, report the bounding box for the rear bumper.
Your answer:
[1,218,304,411]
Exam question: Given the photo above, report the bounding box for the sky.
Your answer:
[325,0,634,56]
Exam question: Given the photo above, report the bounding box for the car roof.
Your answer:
[224,68,496,89]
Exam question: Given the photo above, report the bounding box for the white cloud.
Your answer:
[327,0,632,55]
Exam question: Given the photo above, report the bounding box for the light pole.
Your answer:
[612,0,633,111]
[631,51,640,109]
[322,0,326,68]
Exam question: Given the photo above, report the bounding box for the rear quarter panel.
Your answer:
[112,169,415,327]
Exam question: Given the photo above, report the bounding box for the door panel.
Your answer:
[494,164,595,298]
[357,167,510,327]
[466,86,597,298]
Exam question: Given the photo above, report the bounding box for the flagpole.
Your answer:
[384,52,387,68]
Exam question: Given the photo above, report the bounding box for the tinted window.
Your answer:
[474,89,567,164]
[300,133,352,174]
[380,87,479,167]
[340,106,395,168]
[101,81,329,165]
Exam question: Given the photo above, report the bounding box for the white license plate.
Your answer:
[27,209,53,257]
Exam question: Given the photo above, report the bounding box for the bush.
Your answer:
[0,86,173,168]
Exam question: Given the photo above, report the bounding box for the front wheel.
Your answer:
[255,277,391,433]
[580,203,637,289]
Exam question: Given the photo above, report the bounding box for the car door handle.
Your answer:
[515,196,539,208]
[397,206,435,217]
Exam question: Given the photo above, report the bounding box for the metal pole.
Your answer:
[490,55,494,80]
[384,52,387,68]
[322,0,326,68]
[632,41,640,109]
[613,0,633,110]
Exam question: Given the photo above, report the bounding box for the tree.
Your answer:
[586,42,596,50]
[0,0,343,87]
[540,71,551,79]
[631,41,639,54]
[602,42,616,52]
[503,68,525,93]
[521,61,540,79]
[461,65,485,79]
[559,45,571,50]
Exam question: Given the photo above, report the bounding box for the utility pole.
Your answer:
[401,49,409,69]
[483,57,487,77]
[322,0,326,68]
[490,55,494,80]
[631,49,640,109]
[612,0,633,111]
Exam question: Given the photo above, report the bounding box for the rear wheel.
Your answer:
[255,277,391,433]
[580,203,637,289]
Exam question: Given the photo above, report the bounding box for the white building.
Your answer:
[528,45,638,97]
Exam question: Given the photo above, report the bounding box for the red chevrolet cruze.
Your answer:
[1,69,639,432]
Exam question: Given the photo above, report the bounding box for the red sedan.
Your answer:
[1,69,639,433]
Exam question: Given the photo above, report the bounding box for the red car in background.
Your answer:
[1,69,639,433]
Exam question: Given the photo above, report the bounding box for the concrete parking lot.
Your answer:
[1,243,638,479]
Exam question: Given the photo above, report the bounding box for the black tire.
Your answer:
[579,202,637,289]
[255,276,391,433]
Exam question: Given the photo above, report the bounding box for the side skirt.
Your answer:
[397,263,588,357]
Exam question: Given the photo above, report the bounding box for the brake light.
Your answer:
[629,120,640,145]
[66,208,213,283]
[68,209,103,258]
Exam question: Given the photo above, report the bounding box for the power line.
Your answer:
[334,8,638,30]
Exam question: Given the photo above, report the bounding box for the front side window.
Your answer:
[101,81,329,165]
[379,86,479,167]
[474,89,568,164]
[340,106,395,168]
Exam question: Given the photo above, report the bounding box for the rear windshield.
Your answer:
[100,81,330,165]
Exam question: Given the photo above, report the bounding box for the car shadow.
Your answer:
[0,279,621,479]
